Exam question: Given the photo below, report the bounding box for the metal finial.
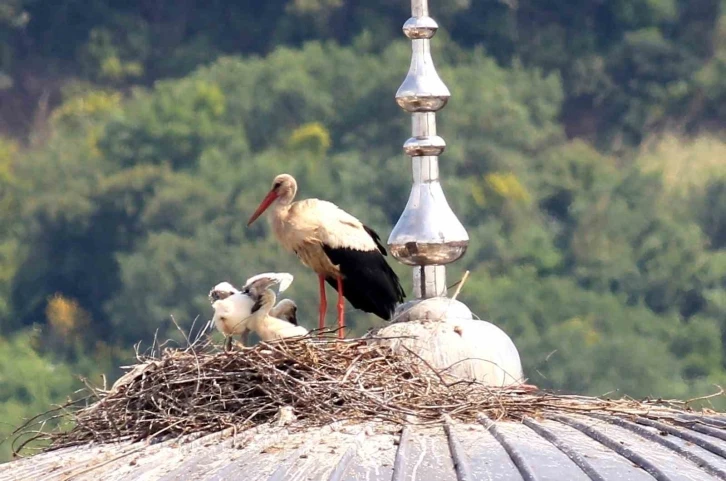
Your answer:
[388,0,469,300]
[380,2,523,384]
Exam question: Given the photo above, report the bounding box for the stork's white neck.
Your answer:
[269,201,291,239]
[247,290,276,331]
[276,184,296,206]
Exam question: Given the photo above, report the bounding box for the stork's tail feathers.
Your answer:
[363,225,388,256]
[323,244,405,321]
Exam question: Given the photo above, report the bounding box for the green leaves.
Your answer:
[99,80,237,169]
[6,39,723,393]
[2,7,726,460]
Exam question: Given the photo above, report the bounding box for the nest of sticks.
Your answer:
[11,334,725,455]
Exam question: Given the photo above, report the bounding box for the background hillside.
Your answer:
[1,0,726,461]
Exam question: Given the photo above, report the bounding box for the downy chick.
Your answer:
[246,288,308,341]
[209,273,294,350]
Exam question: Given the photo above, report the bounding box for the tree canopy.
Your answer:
[1,0,726,462]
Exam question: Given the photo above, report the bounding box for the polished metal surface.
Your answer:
[389,1,470,299]
[403,135,446,157]
[388,0,517,385]
[402,16,439,40]
[389,0,469,298]
[395,37,450,113]
[387,173,469,266]
[402,113,447,157]
[413,265,448,298]
[390,149,469,264]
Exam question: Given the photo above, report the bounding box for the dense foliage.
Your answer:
[1,0,726,461]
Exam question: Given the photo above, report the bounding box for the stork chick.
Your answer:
[246,287,308,342]
[209,272,295,350]
[247,173,406,339]
[271,298,299,326]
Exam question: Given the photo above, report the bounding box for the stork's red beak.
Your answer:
[247,190,279,226]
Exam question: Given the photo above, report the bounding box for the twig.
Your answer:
[683,385,725,405]
[451,270,470,302]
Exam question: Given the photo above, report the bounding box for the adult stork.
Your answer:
[209,272,297,350]
[247,173,406,338]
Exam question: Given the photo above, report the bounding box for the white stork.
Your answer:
[244,284,309,341]
[247,173,406,338]
[209,272,296,350]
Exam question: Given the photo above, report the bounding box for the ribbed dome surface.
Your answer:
[3,412,726,480]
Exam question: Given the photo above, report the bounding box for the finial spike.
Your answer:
[388,0,469,299]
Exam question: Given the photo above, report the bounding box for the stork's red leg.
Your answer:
[336,275,345,339]
[318,274,327,336]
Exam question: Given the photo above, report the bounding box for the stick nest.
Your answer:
[15,336,725,454]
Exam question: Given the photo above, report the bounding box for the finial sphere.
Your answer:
[402,16,439,39]
[403,135,446,157]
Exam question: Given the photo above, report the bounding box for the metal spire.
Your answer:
[388,0,469,300]
[378,0,523,387]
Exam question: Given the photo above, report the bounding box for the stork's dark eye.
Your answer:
[273,181,282,189]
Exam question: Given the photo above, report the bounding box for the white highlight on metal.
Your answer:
[389,0,469,299]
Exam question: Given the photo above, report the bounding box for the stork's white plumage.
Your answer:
[245,288,308,342]
[244,272,294,293]
[247,174,405,339]
[209,272,295,350]
[210,282,252,336]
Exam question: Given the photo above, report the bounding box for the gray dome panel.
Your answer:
[3,415,726,480]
